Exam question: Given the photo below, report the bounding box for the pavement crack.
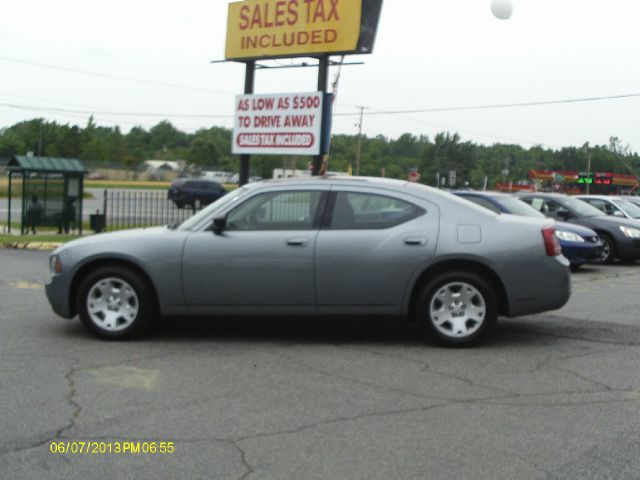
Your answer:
[0,360,81,457]
[229,440,255,480]
[56,361,82,438]
[421,364,518,396]
[279,352,448,402]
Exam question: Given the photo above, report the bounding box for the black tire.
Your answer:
[598,234,616,264]
[76,266,155,340]
[570,263,582,272]
[415,270,497,347]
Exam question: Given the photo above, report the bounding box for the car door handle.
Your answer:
[404,237,427,246]
[286,238,309,247]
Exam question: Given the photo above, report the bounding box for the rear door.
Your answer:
[315,187,439,313]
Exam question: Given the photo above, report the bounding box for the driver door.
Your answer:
[182,187,328,314]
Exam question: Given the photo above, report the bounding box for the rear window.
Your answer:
[330,192,424,229]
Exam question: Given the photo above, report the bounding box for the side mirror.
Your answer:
[212,216,226,235]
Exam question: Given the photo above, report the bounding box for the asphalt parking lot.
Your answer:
[1,249,639,480]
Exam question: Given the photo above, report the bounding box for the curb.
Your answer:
[1,242,63,251]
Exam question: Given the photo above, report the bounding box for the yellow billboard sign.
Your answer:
[225,0,368,60]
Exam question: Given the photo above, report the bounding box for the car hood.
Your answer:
[556,221,597,237]
[54,226,171,253]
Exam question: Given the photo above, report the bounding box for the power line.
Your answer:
[5,88,639,122]
[0,102,234,119]
[334,92,640,116]
[0,56,236,96]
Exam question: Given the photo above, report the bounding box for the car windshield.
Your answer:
[616,199,640,219]
[493,196,545,218]
[561,196,604,217]
[178,187,249,231]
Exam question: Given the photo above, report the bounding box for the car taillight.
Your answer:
[542,227,562,256]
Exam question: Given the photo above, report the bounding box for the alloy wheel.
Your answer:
[429,282,487,339]
[86,277,139,332]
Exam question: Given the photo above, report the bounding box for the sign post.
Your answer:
[224,0,383,182]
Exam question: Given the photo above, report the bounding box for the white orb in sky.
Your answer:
[491,0,513,20]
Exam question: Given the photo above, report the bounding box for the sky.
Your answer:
[2,0,640,152]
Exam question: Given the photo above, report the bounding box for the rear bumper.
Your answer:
[505,255,572,317]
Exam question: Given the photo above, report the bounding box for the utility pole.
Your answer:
[355,106,366,176]
[586,148,592,194]
[38,119,43,156]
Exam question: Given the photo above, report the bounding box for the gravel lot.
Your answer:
[1,249,639,480]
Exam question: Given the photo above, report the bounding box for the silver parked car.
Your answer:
[46,177,571,346]
[576,195,640,222]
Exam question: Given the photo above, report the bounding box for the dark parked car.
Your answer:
[167,179,226,208]
[455,191,603,269]
[518,193,640,264]
[46,177,571,346]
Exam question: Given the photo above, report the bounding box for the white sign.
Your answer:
[232,92,323,156]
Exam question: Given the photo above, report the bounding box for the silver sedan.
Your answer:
[45,177,571,346]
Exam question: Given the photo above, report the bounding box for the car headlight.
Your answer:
[50,254,62,274]
[555,230,585,242]
[619,226,640,238]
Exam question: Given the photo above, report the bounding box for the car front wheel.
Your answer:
[599,234,616,264]
[76,266,154,340]
[416,271,497,346]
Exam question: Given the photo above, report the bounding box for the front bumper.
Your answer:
[45,274,74,319]
[562,243,604,264]
[616,238,640,261]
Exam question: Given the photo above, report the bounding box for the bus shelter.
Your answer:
[6,155,86,235]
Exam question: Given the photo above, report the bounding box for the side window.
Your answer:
[522,197,541,210]
[463,196,501,214]
[585,199,607,213]
[330,192,424,229]
[523,197,555,217]
[226,191,323,231]
[544,200,568,219]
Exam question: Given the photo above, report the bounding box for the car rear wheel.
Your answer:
[599,234,616,264]
[76,266,155,340]
[416,271,497,346]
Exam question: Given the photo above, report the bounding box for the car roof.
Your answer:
[454,190,512,198]
[517,192,567,198]
[576,195,613,200]
[260,175,409,188]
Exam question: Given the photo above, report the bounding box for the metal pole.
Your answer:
[78,176,83,235]
[355,106,365,176]
[7,172,11,233]
[103,189,108,231]
[312,55,329,176]
[239,61,255,186]
[586,150,592,195]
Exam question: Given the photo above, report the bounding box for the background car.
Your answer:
[455,191,603,270]
[47,177,571,346]
[626,197,640,210]
[167,178,227,208]
[576,195,640,222]
[518,192,640,264]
